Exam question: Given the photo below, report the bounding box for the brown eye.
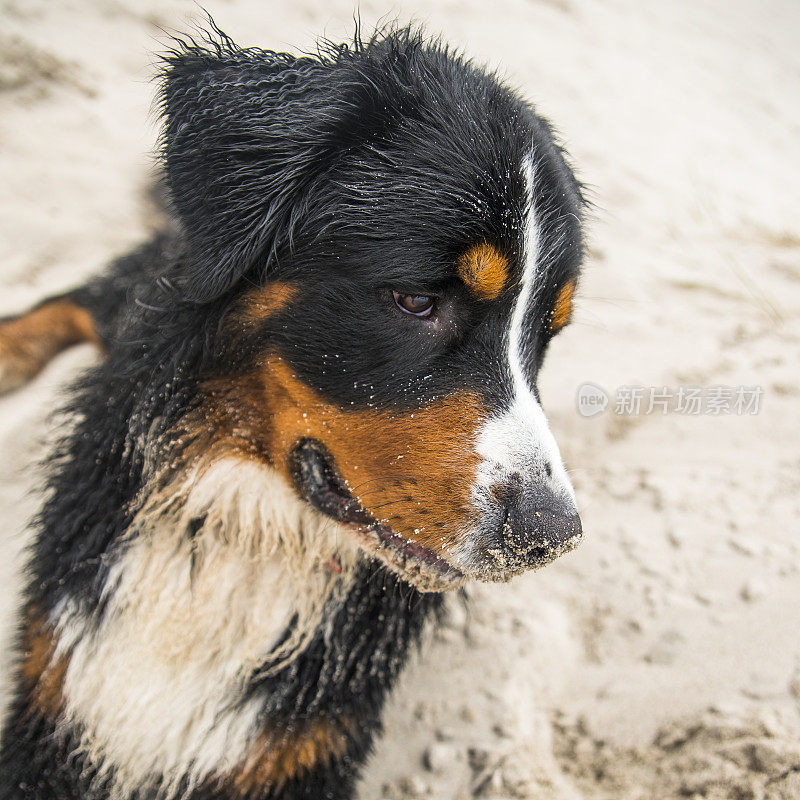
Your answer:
[393,291,435,317]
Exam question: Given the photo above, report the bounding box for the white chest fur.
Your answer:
[53,457,360,798]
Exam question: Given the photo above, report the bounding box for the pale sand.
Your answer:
[1,1,799,798]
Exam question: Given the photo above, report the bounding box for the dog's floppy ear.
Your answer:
[158,32,337,302]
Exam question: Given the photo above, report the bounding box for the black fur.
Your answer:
[0,23,584,800]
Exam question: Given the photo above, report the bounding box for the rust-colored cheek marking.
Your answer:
[550,279,576,332]
[457,242,509,301]
[21,610,70,720]
[221,717,351,795]
[197,358,489,554]
[264,359,488,553]
[0,300,99,390]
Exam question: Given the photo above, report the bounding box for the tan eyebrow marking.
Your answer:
[236,282,298,327]
[550,279,576,332]
[457,242,509,301]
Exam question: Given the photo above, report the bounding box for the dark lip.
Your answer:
[290,439,373,526]
[290,439,464,585]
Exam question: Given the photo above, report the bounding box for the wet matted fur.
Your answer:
[0,23,585,800]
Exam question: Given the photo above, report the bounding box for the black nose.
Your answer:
[488,476,582,572]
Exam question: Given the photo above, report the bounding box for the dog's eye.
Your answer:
[393,291,435,317]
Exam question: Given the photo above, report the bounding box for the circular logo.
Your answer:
[576,382,609,418]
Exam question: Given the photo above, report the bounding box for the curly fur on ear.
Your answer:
[158,26,330,302]
[158,23,439,303]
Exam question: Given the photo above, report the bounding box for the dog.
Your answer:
[0,23,584,800]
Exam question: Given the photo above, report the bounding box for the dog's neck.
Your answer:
[50,455,368,798]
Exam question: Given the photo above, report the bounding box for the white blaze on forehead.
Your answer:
[473,153,576,509]
[507,153,540,396]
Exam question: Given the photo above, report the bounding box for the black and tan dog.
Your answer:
[0,24,584,800]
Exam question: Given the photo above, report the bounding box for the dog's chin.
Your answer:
[290,440,467,593]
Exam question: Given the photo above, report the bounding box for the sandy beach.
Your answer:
[2,1,799,797]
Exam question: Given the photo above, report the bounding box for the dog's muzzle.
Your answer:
[481,473,582,575]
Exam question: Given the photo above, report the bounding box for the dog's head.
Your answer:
[159,27,584,591]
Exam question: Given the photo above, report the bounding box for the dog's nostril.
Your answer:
[506,509,582,566]
[490,472,524,505]
[491,484,510,503]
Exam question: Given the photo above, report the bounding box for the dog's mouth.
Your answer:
[290,439,465,592]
